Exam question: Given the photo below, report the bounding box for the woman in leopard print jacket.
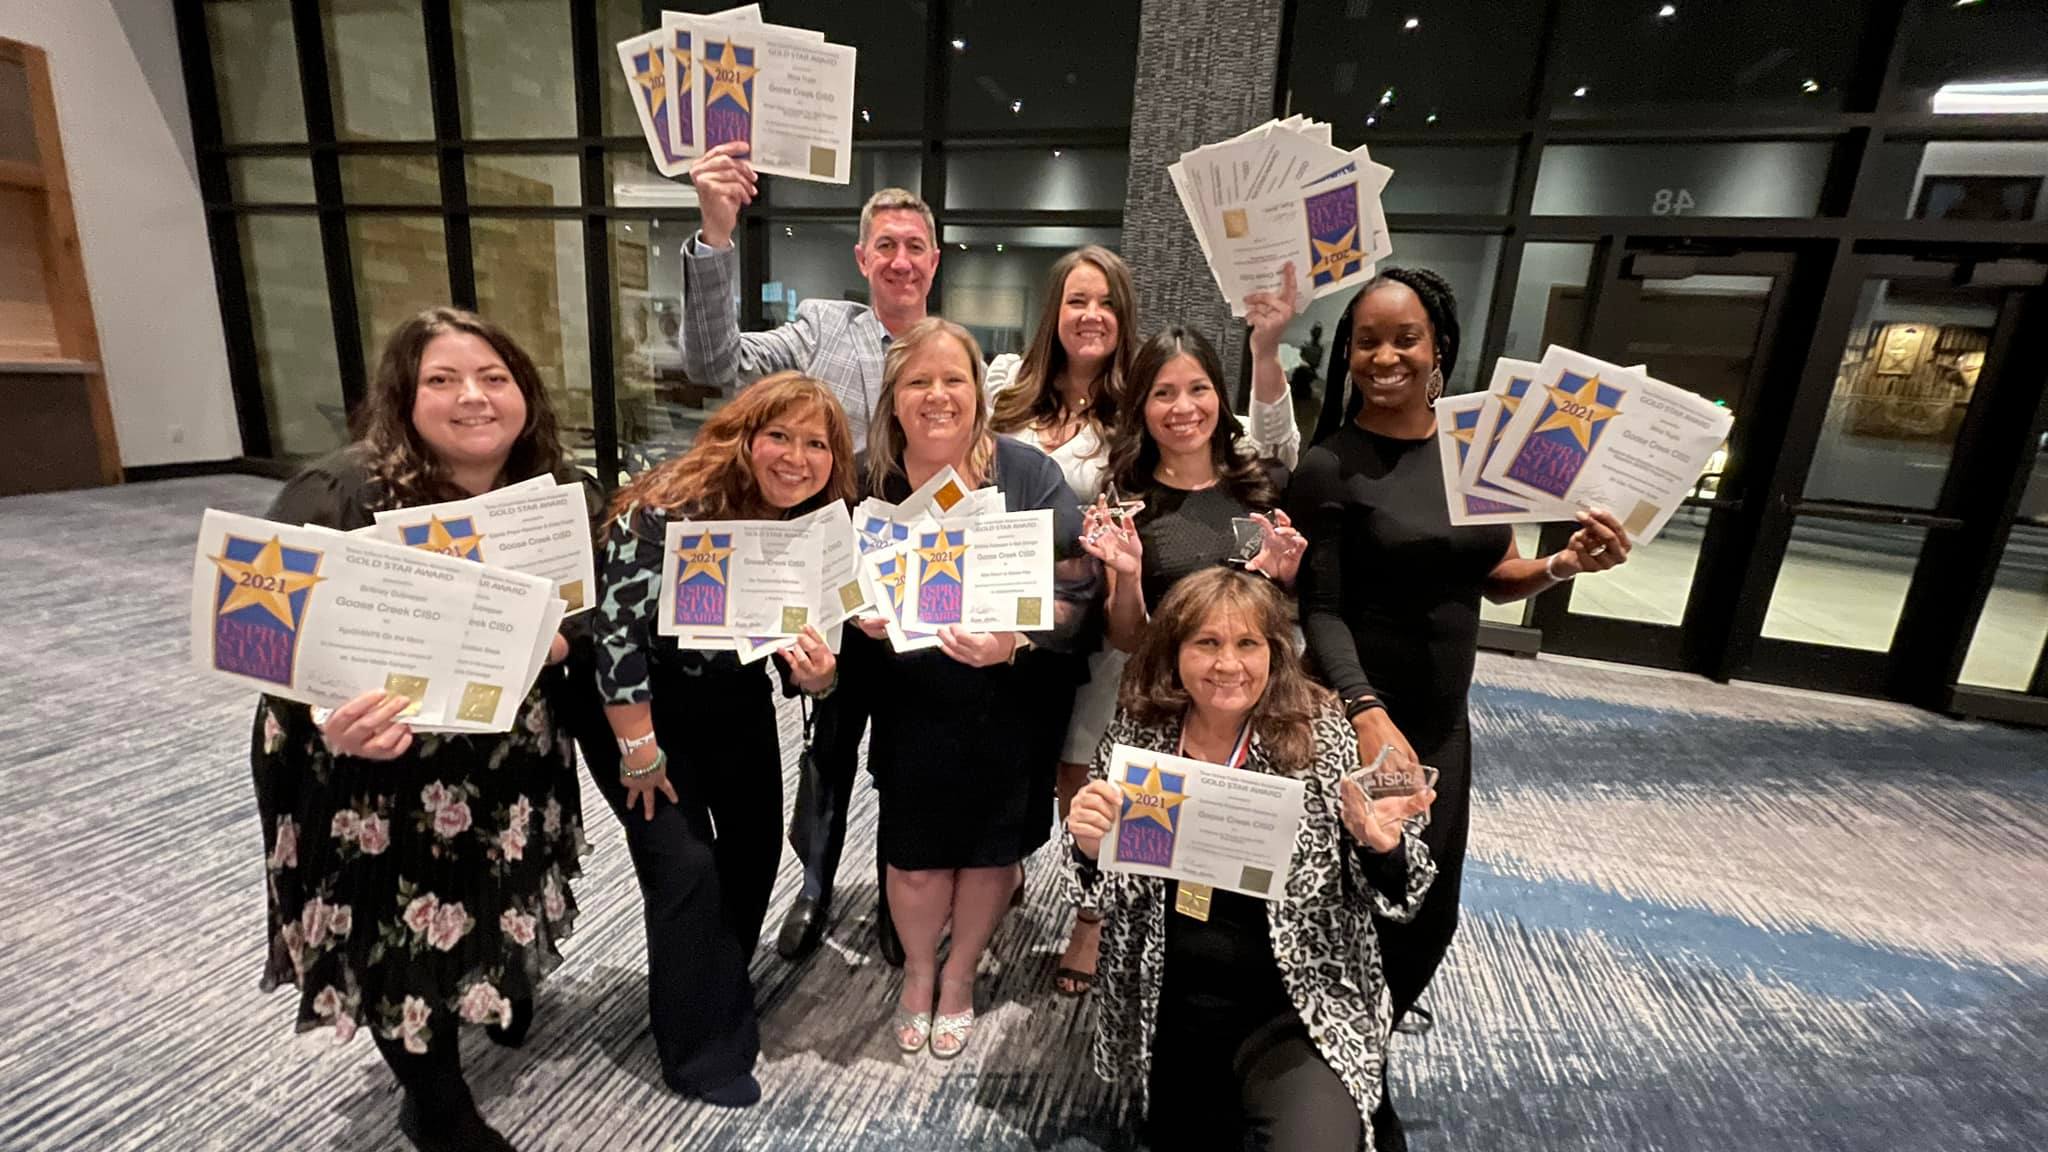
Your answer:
[1066,567,1436,1151]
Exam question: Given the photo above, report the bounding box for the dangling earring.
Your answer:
[1425,366,1444,409]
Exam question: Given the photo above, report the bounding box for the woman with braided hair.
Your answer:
[1287,268,1634,1146]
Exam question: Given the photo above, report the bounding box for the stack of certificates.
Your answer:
[1435,347,1736,545]
[1169,117,1395,316]
[189,475,596,734]
[616,3,856,184]
[850,467,1057,654]
[657,501,861,662]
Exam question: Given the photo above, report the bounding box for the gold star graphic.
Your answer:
[210,537,325,630]
[634,47,667,117]
[1117,764,1186,835]
[1310,226,1362,283]
[1449,418,1478,447]
[678,533,735,586]
[876,561,906,610]
[916,530,967,584]
[1502,379,1532,417]
[702,41,758,115]
[1533,376,1625,453]
[413,515,484,559]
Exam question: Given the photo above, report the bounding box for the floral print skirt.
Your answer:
[250,688,585,1049]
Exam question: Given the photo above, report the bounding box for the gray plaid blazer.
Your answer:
[680,235,890,449]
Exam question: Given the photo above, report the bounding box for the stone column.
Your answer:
[1119,0,1288,393]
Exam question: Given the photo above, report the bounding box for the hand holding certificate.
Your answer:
[1090,744,1307,900]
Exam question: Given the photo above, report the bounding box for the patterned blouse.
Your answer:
[1067,705,1436,1140]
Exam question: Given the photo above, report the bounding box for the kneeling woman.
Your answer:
[594,373,856,1104]
[1066,567,1437,1151]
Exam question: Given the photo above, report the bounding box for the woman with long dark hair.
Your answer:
[249,307,588,1152]
[591,372,856,1106]
[1290,268,1633,1145]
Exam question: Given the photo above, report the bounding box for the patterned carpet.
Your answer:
[1,475,2043,1152]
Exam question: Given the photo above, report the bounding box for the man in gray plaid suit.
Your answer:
[682,141,940,451]
[682,141,941,965]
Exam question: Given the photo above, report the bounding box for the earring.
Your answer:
[1425,366,1444,409]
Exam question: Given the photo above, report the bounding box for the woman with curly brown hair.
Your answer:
[249,307,590,1152]
[592,372,857,1106]
[1066,567,1437,1151]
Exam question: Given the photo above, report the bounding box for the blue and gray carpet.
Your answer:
[1,476,2042,1151]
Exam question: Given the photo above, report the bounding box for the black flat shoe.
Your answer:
[776,895,828,961]
[662,1068,762,1109]
[484,997,533,1048]
[398,1090,519,1152]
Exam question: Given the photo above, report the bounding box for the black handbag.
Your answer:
[786,696,828,861]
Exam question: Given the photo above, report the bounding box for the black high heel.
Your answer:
[484,996,533,1048]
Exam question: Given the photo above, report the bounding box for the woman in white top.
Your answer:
[984,245,1302,997]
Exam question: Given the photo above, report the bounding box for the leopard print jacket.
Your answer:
[1065,705,1437,1146]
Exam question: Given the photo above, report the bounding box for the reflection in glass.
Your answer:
[230,157,317,203]
[788,0,929,134]
[452,0,575,138]
[1480,524,1543,625]
[768,221,867,327]
[340,154,441,204]
[945,149,1126,213]
[611,216,715,478]
[946,0,1140,131]
[1501,242,1594,363]
[1288,0,1543,130]
[1566,516,1706,627]
[473,217,593,470]
[207,0,307,144]
[1959,518,2048,692]
[773,147,923,210]
[1894,0,2048,113]
[937,226,1122,359]
[1548,0,1859,115]
[1533,143,1828,218]
[1369,146,1517,216]
[1761,519,1928,651]
[1857,140,2048,223]
[607,150,699,208]
[348,215,451,377]
[240,216,345,458]
[322,0,435,141]
[467,154,582,206]
[1802,281,1995,511]
[1284,233,1501,398]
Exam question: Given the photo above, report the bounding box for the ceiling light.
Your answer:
[957,242,968,250]
[1657,3,1676,16]
[996,243,1005,252]
[1801,78,1820,94]
[1365,115,1377,126]
[1573,85,1589,98]
[1932,79,2048,114]
[1953,0,1981,6]
[1052,148,1062,157]
[784,226,793,236]
[1403,16,1420,30]
[1010,99,1023,114]
[860,107,870,123]
[1426,112,1438,123]
[950,37,967,51]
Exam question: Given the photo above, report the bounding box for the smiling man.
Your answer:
[681,142,939,451]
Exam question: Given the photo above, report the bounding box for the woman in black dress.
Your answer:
[590,372,855,1106]
[1082,276,1309,648]
[854,317,1096,1060]
[249,308,587,1152]
[1287,268,1633,1145]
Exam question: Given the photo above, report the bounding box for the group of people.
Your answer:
[245,141,1633,1152]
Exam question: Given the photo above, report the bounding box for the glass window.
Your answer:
[768,220,867,325]
[1894,0,2048,113]
[206,0,307,144]
[600,0,652,139]
[1370,146,1518,216]
[1958,461,2048,691]
[1760,519,1930,651]
[340,154,441,204]
[1856,140,2048,223]
[229,157,317,203]
[452,0,576,138]
[239,215,345,458]
[472,216,593,469]
[348,214,451,374]
[787,0,927,135]
[945,0,1140,132]
[936,225,1122,359]
[771,146,922,209]
[945,148,1125,212]
[1288,232,1502,398]
[1288,0,1544,130]
[612,215,716,478]
[1548,0,1862,116]
[1480,525,1544,626]
[1501,242,1595,362]
[1801,280,1997,511]
[1532,143,1830,218]
[467,154,582,206]
[322,0,434,142]
[607,149,697,208]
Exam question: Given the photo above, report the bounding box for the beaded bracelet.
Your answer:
[621,747,666,781]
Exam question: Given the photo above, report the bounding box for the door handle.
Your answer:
[1779,496,1965,530]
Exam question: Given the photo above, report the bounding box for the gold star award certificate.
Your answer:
[1098,744,1308,901]
[905,507,1056,634]
[1478,346,1733,545]
[680,16,852,185]
[371,480,596,614]
[657,519,822,642]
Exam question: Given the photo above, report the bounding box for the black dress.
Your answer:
[1133,472,1285,613]
[1287,422,1512,1019]
[865,438,1094,871]
[247,448,586,1048]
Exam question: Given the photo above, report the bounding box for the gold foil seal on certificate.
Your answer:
[1015,597,1042,628]
[808,145,836,178]
[457,682,502,724]
[1174,881,1213,922]
[933,479,968,510]
[558,579,586,612]
[781,605,810,633]
[382,673,430,716]
[1623,500,1659,537]
[838,581,865,612]
[1222,209,1248,239]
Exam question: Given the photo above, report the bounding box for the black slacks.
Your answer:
[548,645,782,1094]
[1145,1010,1365,1152]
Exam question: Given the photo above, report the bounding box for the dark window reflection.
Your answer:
[1289,0,1543,132]
[1896,0,2048,113]
[938,226,1121,358]
[945,148,1125,212]
[1548,0,1862,115]
[945,0,1140,132]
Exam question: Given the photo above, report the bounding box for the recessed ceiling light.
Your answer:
[784,226,793,236]
[1403,16,1420,30]
[1657,3,1676,16]
[950,37,967,50]
[1801,78,1820,93]
[957,243,968,250]
[1573,85,1590,98]
[1366,115,1378,126]
[1010,99,1023,114]
[1426,112,1438,123]
[860,107,871,123]
[996,243,1005,252]
[1379,87,1395,105]
[1051,148,1062,157]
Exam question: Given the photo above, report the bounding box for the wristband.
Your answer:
[616,730,658,756]
[1544,552,1575,582]
[1344,695,1385,722]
